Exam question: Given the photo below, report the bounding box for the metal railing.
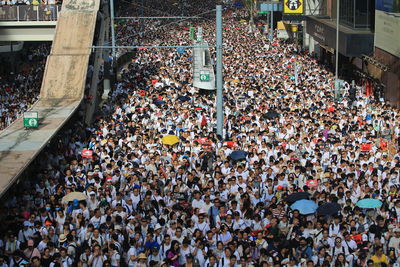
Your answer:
[0,4,61,21]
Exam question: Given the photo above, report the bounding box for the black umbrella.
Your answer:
[286,192,310,204]
[264,110,280,120]
[317,202,341,216]
[229,150,247,161]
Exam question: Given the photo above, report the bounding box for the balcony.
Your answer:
[0,4,61,21]
[0,5,61,41]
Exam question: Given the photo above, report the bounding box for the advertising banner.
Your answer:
[283,0,303,14]
[375,0,400,57]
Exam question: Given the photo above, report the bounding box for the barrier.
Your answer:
[0,4,61,21]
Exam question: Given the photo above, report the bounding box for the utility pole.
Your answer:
[335,0,340,102]
[216,5,223,137]
[141,0,144,31]
[269,10,273,42]
[110,0,116,62]
[181,0,184,17]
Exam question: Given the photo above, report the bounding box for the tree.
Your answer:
[243,0,256,32]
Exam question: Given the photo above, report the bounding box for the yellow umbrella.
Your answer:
[162,135,179,146]
[62,192,87,202]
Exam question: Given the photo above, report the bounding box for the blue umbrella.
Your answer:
[235,2,244,7]
[291,199,318,215]
[154,100,165,106]
[178,96,191,102]
[229,150,247,161]
[356,198,382,209]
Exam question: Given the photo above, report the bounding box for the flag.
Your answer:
[201,116,207,127]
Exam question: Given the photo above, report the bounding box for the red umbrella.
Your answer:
[194,137,213,147]
[223,141,235,148]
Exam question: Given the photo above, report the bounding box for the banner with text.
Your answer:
[375,0,400,57]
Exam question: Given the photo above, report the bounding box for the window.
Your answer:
[338,0,373,29]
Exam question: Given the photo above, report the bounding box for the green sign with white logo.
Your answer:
[189,27,195,40]
[23,111,39,128]
[200,73,210,82]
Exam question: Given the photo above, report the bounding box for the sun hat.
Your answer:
[138,253,147,260]
[58,234,67,243]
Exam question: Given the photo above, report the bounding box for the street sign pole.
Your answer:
[294,61,298,86]
[110,0,116,62]
[197,27,203,42]
[216,5,223,137]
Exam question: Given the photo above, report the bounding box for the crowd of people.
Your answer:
[0,0,61,21]
[0,43,49,130]
[0,0,60,6]
[1,0,400,266]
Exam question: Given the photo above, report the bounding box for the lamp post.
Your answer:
[110,0,116,61]
[335,0,340,101]
[216,5,223,137]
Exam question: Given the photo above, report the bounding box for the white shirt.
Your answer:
[192,199,204,209]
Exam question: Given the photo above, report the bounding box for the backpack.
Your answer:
[68,243,84,266]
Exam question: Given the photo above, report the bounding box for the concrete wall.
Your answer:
[0,22,57,41]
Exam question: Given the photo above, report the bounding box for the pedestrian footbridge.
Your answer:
[0,0,100,197]
[0,5,61,41]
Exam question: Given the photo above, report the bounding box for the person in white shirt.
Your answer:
[191,191,204,209]
[109,244,121,267]
[329,216,341,238]
[89,209,102,228]
[147,247,162,265]
[194,214,210,235]
[342,232,358,254]
[388,228,400,250]
[0,255,8,267]
[330,237,348,261]
[88,245,105,267]
[60,248,73,267]
[49,253,64,267]
[126,241,138,267]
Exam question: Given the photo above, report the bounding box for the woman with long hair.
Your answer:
[166,240,181,267]
[334,253,349,267]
